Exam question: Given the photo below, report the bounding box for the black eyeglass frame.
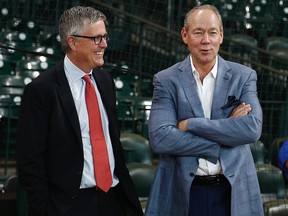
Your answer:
[71,34,109,45]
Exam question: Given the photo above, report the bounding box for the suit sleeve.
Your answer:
[186,70,263,146]
[148,74,220,163]
[16,82,50,215]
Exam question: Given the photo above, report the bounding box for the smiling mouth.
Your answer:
[95,51,104,55]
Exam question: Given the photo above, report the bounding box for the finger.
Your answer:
[230,104,251,117]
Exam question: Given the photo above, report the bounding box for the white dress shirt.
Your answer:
[64,55,119,188]
[190,55,222,176]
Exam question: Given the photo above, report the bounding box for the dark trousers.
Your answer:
[188,176,231,216]
[64,185,127,216]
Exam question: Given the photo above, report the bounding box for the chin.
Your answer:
[95,60,104,67]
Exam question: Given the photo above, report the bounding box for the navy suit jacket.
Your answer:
[145,55,264,216]
[17,60,143,216]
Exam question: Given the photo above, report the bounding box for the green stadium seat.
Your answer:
[132,97,151,122]
[267,49,288,70]
[270,136,288,168]
[0,43,24,67]
[114,76,137,97]
[255,163,280,172]
[0,93,21,179]
[250,140,266,164]
[127,162,156,213]
[264,199,288,216]
[120,132,153,165]
[242,0,277,40]
[0,60,15,76]
[127,162,156,197]
[211,0,247,34]
[256,167,286,203]
[131,97,151,138]
[15,58,51,79]
[116,99,136,132]
[138,77,153,97]
[263,36,288,52]
[262,36,288,67]
[0,8,9,32]
[40,33,63,56]
[259,48,288,101]
[0,74,28,97]
[278,2,288,37]
[226,34,258,66]
[22,20,44,42]
[2,175,17,193]
[0,31,35,51]
[0,94,20,119]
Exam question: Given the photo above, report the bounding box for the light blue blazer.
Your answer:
[145,55,264,216]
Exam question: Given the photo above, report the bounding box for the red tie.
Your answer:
[83,75,112,192]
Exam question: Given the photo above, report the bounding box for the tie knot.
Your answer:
[83,75,91,83]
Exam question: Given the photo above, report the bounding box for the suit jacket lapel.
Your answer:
[178,55,204,118]
[211,56,232,119]
[91,68,110,113]
[56,62,82,145]
[92,69,120,154]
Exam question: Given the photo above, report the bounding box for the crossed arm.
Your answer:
[148,71,262,160]
[177,103,252,131]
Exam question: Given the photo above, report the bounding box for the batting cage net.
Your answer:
[1,0,288,174]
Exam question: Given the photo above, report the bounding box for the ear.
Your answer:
[220,30,224,45]
[67,36,77,51]
[181,27,188,44]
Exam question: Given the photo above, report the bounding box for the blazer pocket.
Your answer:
[222,107,234,118]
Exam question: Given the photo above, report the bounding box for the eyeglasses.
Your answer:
[71,34,109,45]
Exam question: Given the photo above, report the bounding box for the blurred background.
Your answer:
[1,0,288,215]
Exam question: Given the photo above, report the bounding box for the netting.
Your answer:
[1,0,288,177]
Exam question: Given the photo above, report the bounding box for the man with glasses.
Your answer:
[17,6,143,216]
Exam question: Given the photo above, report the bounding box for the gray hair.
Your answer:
[59,6,107,52]
[184,4,223,31]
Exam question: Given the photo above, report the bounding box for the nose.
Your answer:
[201,32,210,43]
[99,38,108,48]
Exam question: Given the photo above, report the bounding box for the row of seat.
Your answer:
[222,34,288,104]
[255,164,288,215]
[249,138,288,215]
[122,135,288,214]
[250,137,288,167]
[224,34,288,66]
[210,0,288,39]
[121,132,156,212]
[0,131,157,215]
[2,137,287,215]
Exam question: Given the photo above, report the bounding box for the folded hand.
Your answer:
[230,103,251,118]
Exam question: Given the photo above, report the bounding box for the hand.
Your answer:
[230,103,251,118]
[177,119,188,131]
[284,160,288,169]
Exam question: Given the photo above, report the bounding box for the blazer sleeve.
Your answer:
[186,69,263,146]
[17,82,50,214]
[148,74,220,163]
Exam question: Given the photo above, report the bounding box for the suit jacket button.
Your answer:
[190,173,195,177]
[71,195,77,199]
[77,171,81,175]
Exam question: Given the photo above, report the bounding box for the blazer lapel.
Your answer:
[56,63,82,145]
[211,56,232,119]
[178,55,204,118]
[91,69,110,113]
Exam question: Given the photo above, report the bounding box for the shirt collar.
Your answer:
[64,55,93,83]
[190,55,218,79]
